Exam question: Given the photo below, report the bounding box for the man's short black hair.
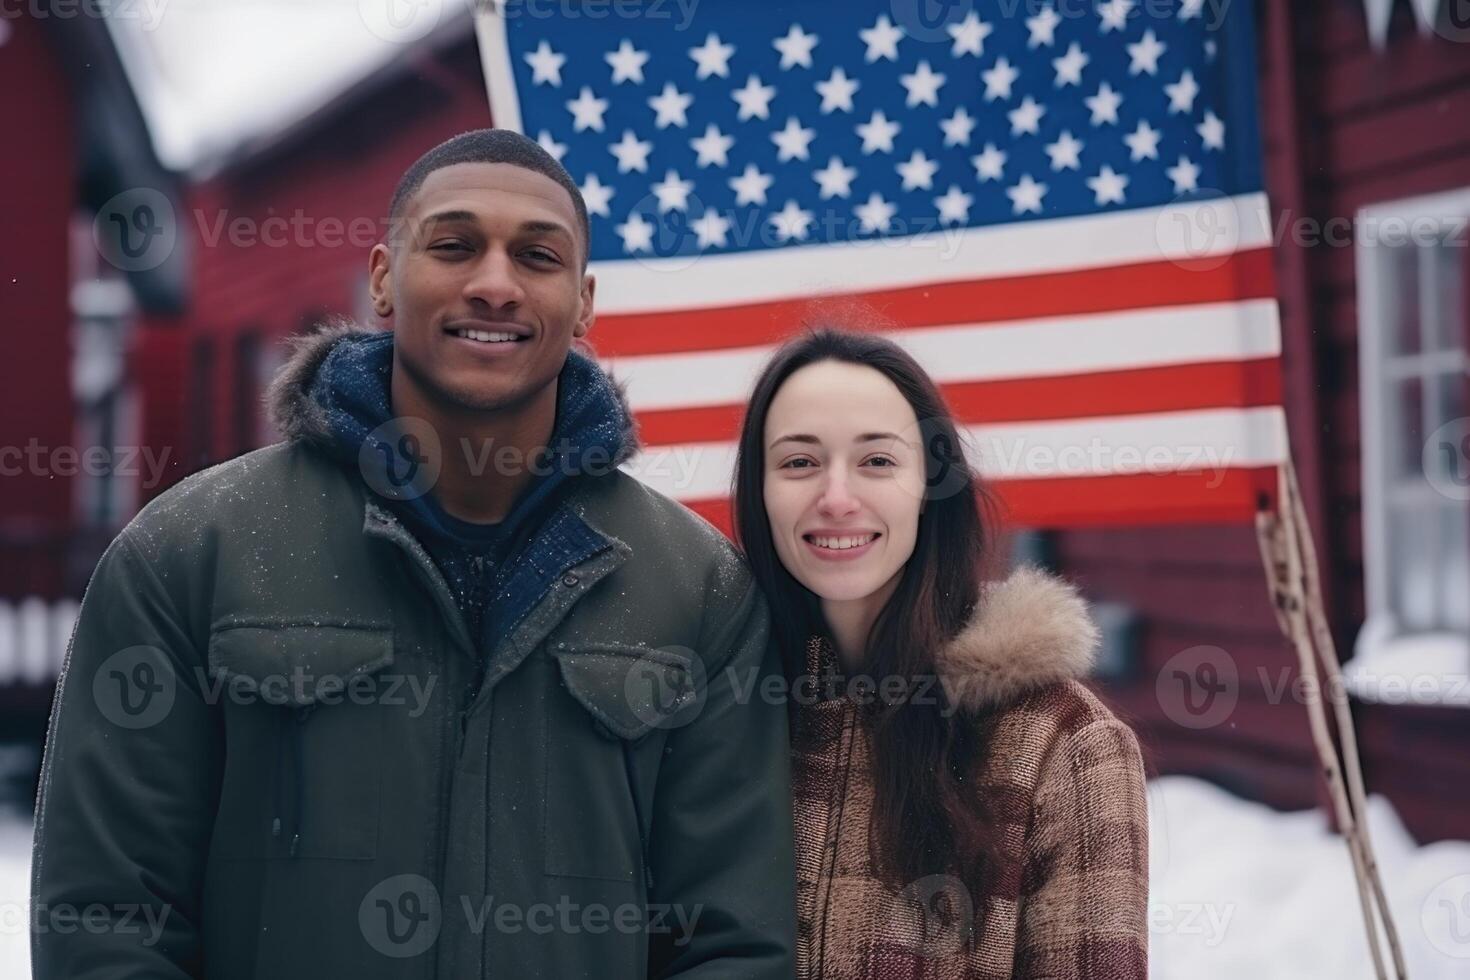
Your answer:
[388,128,591,268]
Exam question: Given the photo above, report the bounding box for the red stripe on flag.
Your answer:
[592,247,1278,358]
[679,465,1280,538]
[633,357,1284,447]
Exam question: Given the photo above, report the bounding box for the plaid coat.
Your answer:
[792,566,1149,980]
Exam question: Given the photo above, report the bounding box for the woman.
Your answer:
[732,325,1149,980]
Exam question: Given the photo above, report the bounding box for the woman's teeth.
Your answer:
[451,328,522,343]
[808,534,877,551]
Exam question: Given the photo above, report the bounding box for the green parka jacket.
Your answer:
[31,326,797,979]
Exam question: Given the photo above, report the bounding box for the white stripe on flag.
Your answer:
[604,300,1283,412]
[591,193,1274,315]
[618,406,1289,501]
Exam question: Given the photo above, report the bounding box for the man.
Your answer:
[32,129,797,978]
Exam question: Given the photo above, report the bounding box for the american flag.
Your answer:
[476,0,1286,530]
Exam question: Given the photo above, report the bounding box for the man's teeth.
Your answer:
[810,534,877,551]
[451,328,522,343]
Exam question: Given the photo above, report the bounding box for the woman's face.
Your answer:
[762,361,927,603]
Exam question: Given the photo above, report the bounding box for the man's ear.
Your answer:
[573,272,596,339]
[368,242,393,318]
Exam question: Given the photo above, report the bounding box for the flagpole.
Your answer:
[1255,457,1408,980]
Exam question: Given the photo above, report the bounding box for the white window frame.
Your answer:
[1350,187,1470,706]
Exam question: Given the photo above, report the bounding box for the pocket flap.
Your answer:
[550,643,701,740]
[207,622,395,706]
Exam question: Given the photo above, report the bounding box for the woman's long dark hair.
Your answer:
[732,313,1006,904]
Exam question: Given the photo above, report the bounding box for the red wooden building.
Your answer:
[7,1,1469,842]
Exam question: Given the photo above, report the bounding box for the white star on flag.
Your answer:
[947,12,993,57]
[856,109,901,154]
[770,200,814,241]
[648,83,693,128]
[1098,0,1135,33]
[1007,174,1048,215]
[1124,119,1162,161]
[1086,82,1124,125]
[1128,30,1167,75]
[651,170,695,212]
[982,57,1020,101]
[1053,43,1089,87]
[566,87,609,132]
[773,24,819,69]
[605,40,649,84]
[525,40,566,86]
[688,33,735,79]
[732,75,777,121]
[690,124,735,167]
[859,14,904,62]
[972,143,1007,182]
[1027,4,1061,47]
[1166,70,1200,113]
[1087,165,1130,205]
[900,61,946,107]
[934,185,973,225]
[1167,155,1201,193]
[940,106,976,146]
[1008,96,1046,136]
[1045,131,1084,171]
[608,130,653,172]
[771,117,816,161]
[1199,110,1226,149]
[896,150,939,190]
[854,192,897,233]
[579,173,614,216]
[615,212,654,253]
[691,209,731,248]
[536,130,567,162]
[729,164,773,206]
[813,157,858,199]
[815,67,860,113]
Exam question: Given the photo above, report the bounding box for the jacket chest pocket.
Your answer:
[542,642,701,882]
[206,622,396,862]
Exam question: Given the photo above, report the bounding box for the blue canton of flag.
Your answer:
[486,0,1261,262]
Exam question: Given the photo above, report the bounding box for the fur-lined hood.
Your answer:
[263,317,641,466]
[935,564,1102,712]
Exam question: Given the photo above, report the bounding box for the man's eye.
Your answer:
[430,241,470,253]
[523,248,560,264]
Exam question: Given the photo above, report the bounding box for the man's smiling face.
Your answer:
[370,161,595,413]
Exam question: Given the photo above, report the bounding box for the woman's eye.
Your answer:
[779,458,816,470]
[863,456,897,468]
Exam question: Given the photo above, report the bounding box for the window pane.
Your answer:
[1391,377,1425,478]
[1425,240,1466,354]
[1389,243,1422,356]
[1389,500,1470,632]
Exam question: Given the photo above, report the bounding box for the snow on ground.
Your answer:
[1148,775,1470,978]
[1,762,1467,977]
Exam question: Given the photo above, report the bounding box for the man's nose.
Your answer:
[463,249,525,309]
